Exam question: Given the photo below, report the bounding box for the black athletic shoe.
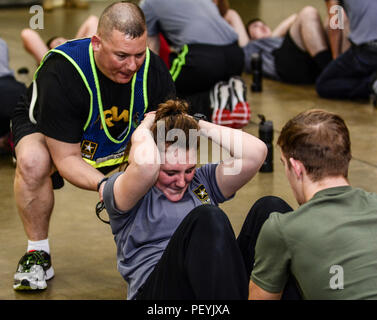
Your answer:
[13,250,54,290]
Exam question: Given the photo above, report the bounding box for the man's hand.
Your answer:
[98,179,107,202]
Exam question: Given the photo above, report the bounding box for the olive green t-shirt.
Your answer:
[251,186,377,299]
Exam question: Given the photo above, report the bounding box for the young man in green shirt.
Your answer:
[248,109,377,300]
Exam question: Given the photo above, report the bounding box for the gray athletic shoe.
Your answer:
[13,250,54,290]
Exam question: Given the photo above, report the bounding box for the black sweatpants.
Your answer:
[135,204,249,300]
[135,197,302,300]
[273,32,331,85]
[237,196,302,300]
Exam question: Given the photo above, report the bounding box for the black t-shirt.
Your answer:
[31,50,175,143]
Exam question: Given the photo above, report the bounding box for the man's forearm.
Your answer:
[55,154,104,191]
[45,137,104,191]
[326,0,342,59]
[249,280,282,300]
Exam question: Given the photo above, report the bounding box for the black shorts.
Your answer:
[0,75,26,137]
[273,31,320,84]
[170,42,244,95]
[11,95,36,147]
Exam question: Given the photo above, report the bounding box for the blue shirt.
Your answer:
[103,163,229,299]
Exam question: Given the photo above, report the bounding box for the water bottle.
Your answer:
[258,114,273,172]
[251,52,262,92]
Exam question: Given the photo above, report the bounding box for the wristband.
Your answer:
[97,177,109,191]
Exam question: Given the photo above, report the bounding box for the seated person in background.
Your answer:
[316,0,377,103]
[156,1,250,69]
[21,15,98,65]
[242,7,332,84]
[248,109,377,300]
[101,99,267,299]
[139,0,250,129]
[0,38,26,155]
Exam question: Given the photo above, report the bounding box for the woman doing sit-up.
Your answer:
[101,99,267,300]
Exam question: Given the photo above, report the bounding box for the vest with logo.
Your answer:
[31,38,150,168]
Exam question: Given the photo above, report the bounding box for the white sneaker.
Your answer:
[210,82,233,127]
[228,76,251,129]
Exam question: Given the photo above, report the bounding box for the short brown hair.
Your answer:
[98,1,146,40]
[246,18,264,39]
[151,99,199,151]
[277,109,352,181]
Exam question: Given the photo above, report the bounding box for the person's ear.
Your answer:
[91,35,101,52]
[289,158,304,179]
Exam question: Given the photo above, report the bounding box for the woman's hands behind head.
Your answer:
[140,111,156,129]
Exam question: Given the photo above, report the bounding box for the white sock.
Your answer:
[27,239,50,254]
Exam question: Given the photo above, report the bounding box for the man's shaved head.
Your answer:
[97,1,146,40]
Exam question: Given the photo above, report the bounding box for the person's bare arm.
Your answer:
[248,280,282,300]
[271,13,298,37]
[325,0,342,59]
[21,28,49,64]
[112,113,161,212]
[223,8,250,47]
[198,120,267,199]
[75,15,99,39]
[45,137,104,191]
[147,35,160,55]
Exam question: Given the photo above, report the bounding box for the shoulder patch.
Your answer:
[81,140,98,160]
[193,184,211,204]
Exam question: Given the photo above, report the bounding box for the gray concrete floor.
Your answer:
[0,0,377,300]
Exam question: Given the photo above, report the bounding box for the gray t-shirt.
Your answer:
[341,0,377,45]
[139,0,238,48]
[243,37,283,80]
[103,163,228,299]
[0,38,13,78]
